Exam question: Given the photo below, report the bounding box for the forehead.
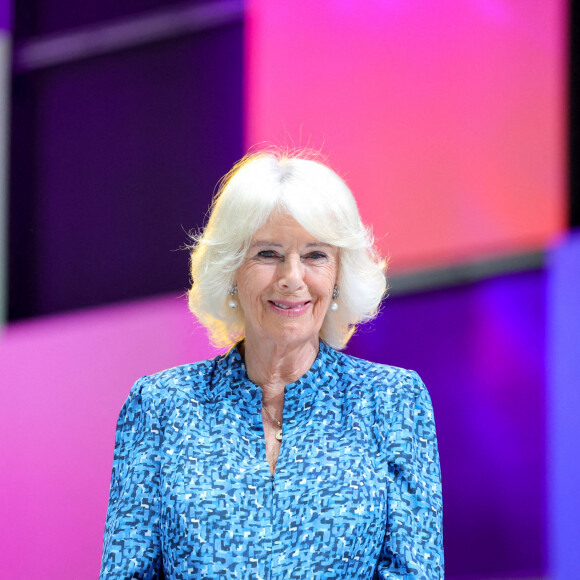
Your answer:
[251,213,322,244]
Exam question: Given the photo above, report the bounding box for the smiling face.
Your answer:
[236,212,338,350]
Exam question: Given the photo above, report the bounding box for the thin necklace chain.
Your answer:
[261,405,282,427]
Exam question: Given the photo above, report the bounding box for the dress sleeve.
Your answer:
[374,372,444,579]
[100,377,164,580]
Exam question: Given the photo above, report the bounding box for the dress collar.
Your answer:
[219,340,336,419]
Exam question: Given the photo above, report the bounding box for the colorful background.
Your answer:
[1,1,578,578]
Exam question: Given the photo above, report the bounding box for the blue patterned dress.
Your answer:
[100,341,443,579]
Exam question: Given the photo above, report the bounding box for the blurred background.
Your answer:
[1,0,578,578]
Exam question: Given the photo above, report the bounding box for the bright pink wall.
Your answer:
[0,296,220,579]
[246,0,568,272]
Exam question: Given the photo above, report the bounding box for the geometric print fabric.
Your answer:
[100,341,443,579]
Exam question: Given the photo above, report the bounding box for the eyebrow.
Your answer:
[250,241,333,249]
[251,241,283,248]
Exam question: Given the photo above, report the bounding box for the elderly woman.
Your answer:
[100,151,444,579]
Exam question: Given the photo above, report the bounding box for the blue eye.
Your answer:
[257,250,277,258]
[307,252,327,260]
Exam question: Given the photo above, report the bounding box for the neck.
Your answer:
[239,336,319,396]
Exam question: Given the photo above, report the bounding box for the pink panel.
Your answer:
[0,296,220,579]
[246,0,568,272]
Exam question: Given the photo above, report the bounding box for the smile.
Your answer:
[268,300,311,316]
[271,301,308,309]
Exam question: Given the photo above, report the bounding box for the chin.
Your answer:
[266,325,320,346]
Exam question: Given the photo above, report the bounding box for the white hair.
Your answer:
[188,150,387,349]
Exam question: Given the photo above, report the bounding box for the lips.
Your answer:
[269,300,310,309]
[268,299,311,316]
[268,300,310,310]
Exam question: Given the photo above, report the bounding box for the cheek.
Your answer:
[310,269,337,303]
[319,264,338,291]
[236,266,272,304]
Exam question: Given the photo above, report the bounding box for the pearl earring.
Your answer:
[330,285,339,311]
[228,284,238,308]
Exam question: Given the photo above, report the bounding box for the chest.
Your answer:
[156,394,389,578]
[159,395,388,524]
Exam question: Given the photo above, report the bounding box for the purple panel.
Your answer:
[346,269,547,578]
[0,0,9,32]
[547,230,580,579]
[10,24,244,319]
[14,0,211,38]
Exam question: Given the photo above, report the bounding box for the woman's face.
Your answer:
[236,213,338,349]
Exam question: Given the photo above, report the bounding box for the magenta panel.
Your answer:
[246,0,568,272]
[0,296,221,579]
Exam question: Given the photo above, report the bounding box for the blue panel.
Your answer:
[547,230,580,579]
[346,268,547,578]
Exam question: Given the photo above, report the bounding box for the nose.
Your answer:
[277,255,305,293]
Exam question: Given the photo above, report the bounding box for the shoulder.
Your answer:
[326,349,439,460]
[328,346,429,404]
[324,346,436,439]
[122,350,238,421]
